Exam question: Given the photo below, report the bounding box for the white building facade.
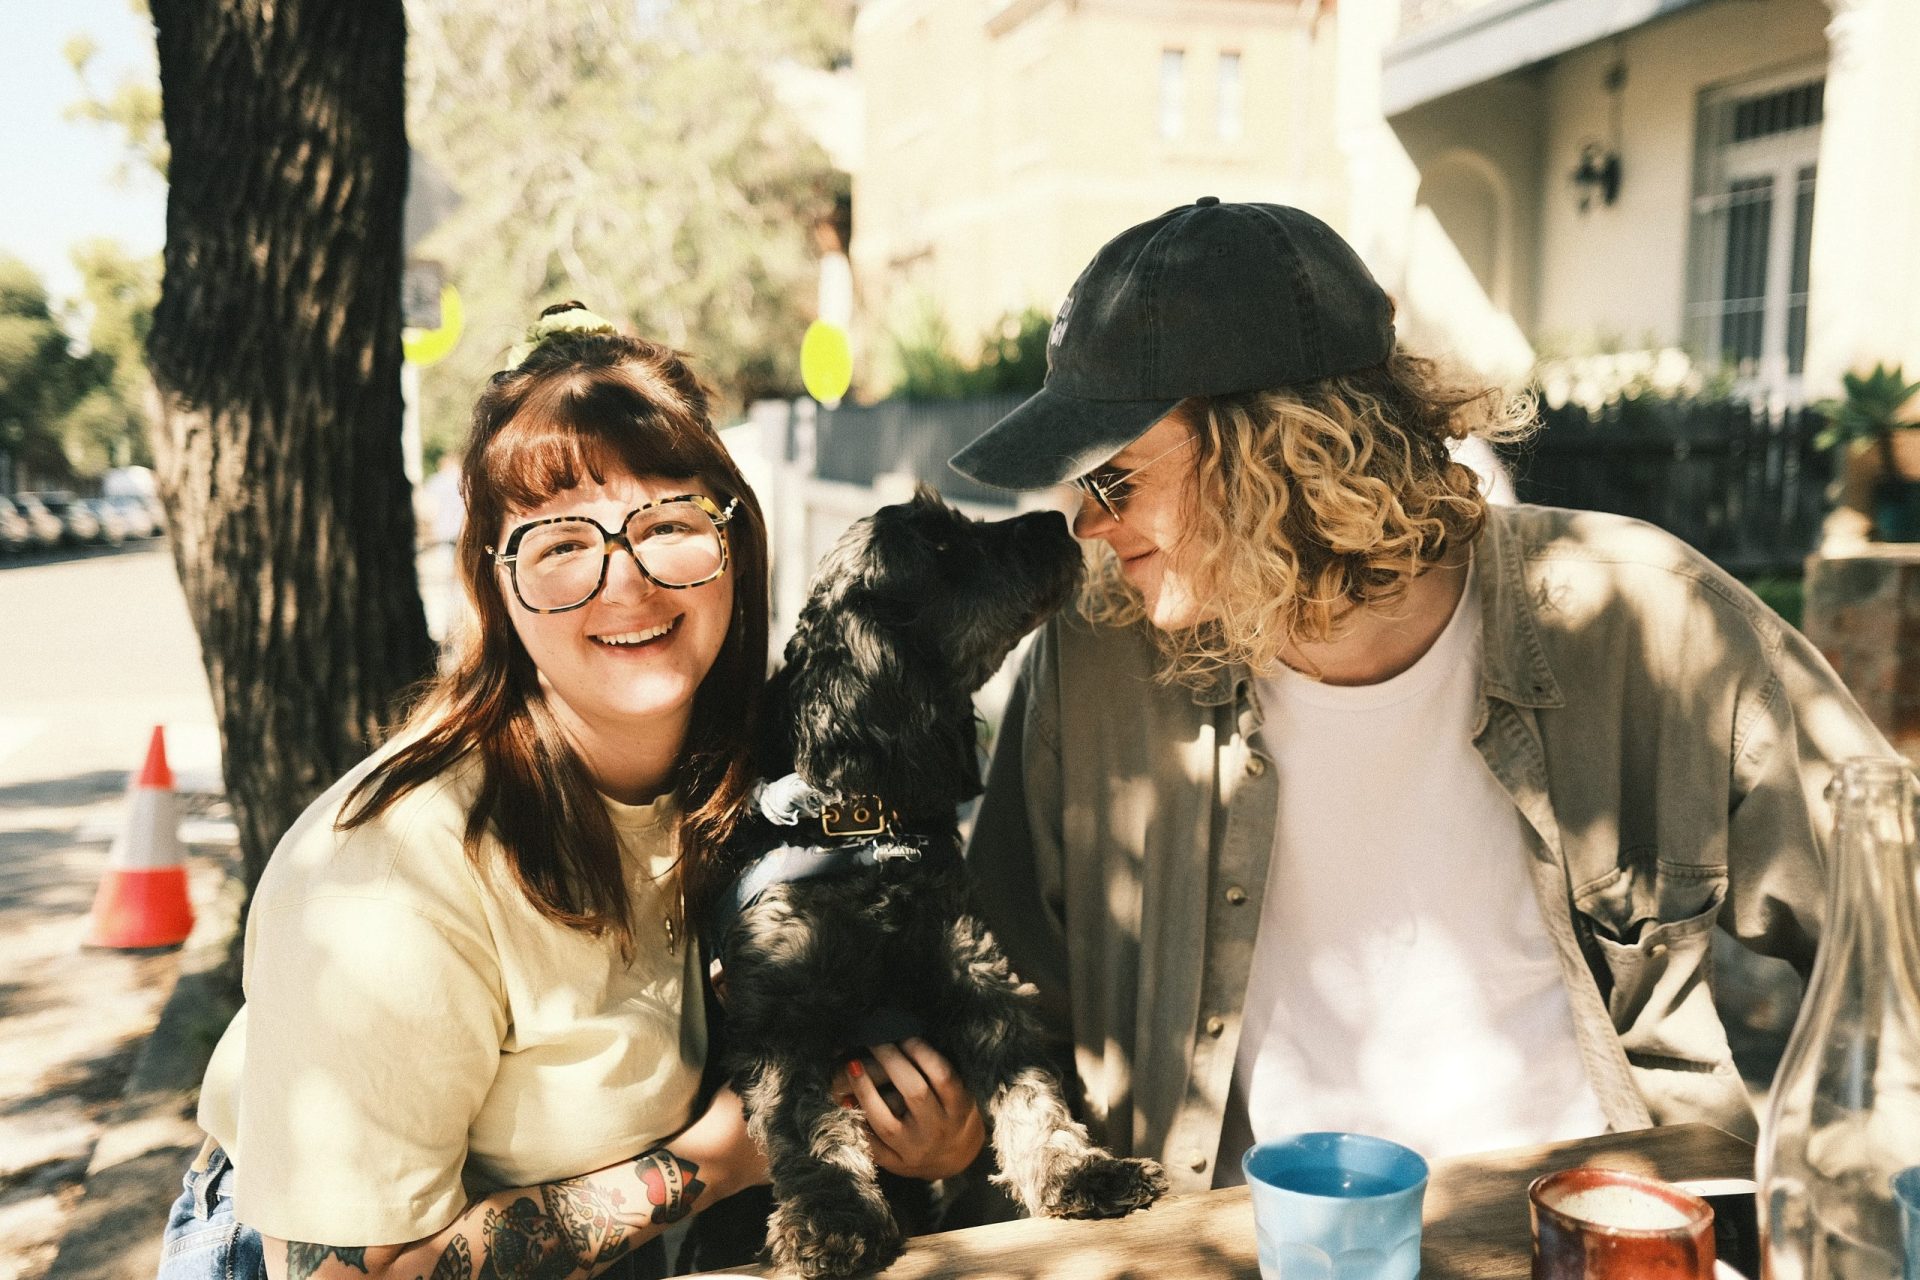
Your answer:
[1346,0,1920,402]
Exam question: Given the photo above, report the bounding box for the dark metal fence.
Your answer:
[815,394,1833,575]
[815,394,1027,507]
[1504,399,1830,575]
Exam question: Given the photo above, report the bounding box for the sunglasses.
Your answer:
[1070,436,1195,522]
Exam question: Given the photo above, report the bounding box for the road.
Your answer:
[0,541,225,1280]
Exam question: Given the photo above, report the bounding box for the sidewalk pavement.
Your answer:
[45,839,244,1280]
[0,763,239,1280]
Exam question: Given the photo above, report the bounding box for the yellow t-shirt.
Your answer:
[196,747,705,1245]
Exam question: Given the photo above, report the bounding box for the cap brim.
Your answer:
[948,385,1183,490]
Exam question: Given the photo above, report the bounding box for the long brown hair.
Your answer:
[341,321,769,956]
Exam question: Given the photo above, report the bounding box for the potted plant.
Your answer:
[1818,363,1920,541]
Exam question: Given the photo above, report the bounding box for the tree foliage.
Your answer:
[407,0,852,456]
[0,254,153,482]
[69,239,162,472]
[32,11,168,479]
[890,304,1051,401]
[0,259,93,481]
[65,25,169,179]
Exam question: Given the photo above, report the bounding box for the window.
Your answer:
[1685,72,1824,400]
[1217,51,1243,140]
[1159,49,1185,140]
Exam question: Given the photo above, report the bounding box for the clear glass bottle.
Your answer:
[1758,758,1920,1279]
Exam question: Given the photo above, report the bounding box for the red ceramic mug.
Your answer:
[1529,1167,1716,1280]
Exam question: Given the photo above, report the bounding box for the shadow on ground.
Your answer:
[0,541,167,573]
[0,773,127,811]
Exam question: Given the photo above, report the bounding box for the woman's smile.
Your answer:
[589,613,682,651]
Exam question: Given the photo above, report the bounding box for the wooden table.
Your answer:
[693,1124,1754,1279]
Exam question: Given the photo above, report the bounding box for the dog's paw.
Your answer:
[1044,1153,1171,1219]
[767,1194,905,1279]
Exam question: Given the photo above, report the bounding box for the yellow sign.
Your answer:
[403,284,465,367]
[800,320,853,405]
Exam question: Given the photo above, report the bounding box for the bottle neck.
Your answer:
[1827,761,1920,990]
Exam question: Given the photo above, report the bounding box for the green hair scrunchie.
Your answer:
[501,303,618,372]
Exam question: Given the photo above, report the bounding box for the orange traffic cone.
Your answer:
[84,726,196,949]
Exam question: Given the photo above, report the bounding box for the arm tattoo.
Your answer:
[476,1197,575,1279]
[542,1178,634,1272]
[364,1153,701,1280]
[419,1236,472,1280]
[633,1149,706,1225]
[286,1244,370,1279]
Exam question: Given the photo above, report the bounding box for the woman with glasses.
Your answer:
[948,201,1890,1197]
[159,305,975,1280]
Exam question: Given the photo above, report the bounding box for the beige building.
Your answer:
[851,0,1920,407]
[1344,0,1920,401]
[851,0,1345,372]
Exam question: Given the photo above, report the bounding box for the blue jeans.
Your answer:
[156,1140,267,1280]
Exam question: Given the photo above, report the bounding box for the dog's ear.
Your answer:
[781,594,973,810]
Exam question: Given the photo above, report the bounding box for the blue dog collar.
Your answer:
[712,835,927,944]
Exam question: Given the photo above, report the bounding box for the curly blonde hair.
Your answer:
[1084,349,1537,685]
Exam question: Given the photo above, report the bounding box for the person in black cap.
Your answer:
[951,199,1889,1193]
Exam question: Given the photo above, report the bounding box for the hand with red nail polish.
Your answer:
[836,1039,984,1181]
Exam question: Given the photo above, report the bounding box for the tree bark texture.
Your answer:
[148,0,435,889]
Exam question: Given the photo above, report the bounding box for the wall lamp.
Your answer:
[1572,142,1621,210]
[1573,55,1627,212]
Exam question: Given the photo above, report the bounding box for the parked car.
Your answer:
[30,492,101,545]
[105,495,157,539]
[85,497,129,545]
[0,496,30,553]
[10,493,66,549]
[137,493,166,535]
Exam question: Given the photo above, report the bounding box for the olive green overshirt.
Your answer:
[967,503,1891,1193]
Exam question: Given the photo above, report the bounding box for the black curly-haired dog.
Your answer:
[708,489,1167,1278]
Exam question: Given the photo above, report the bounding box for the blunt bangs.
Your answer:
[476,368,722,524]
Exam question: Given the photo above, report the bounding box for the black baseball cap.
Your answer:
[949,198,1394,490]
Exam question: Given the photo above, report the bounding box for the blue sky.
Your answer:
[0,0,166,307]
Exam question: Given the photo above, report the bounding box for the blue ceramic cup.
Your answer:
[1243,1132,1429,1280]
[1893,1165,1920,1280]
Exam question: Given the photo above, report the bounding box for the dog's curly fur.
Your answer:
[712,490,1168,1278]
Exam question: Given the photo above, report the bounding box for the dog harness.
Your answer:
[707,775,954,945]
[706,775,960,1048]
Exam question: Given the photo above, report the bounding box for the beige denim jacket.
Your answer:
[967,503,1892,1194]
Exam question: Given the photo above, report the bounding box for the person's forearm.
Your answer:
[270,1140,737,1280]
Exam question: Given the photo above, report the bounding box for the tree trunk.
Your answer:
[147,0,435,891]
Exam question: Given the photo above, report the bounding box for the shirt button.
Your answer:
[1246,757,1268,777]
[1205,1016,1226,1037]
[1187,1152,1209,1172]
[1649,942,1669,960]
[1225,885,1249,905]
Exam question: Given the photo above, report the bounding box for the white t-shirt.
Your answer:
[1215,561,1607,1183]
